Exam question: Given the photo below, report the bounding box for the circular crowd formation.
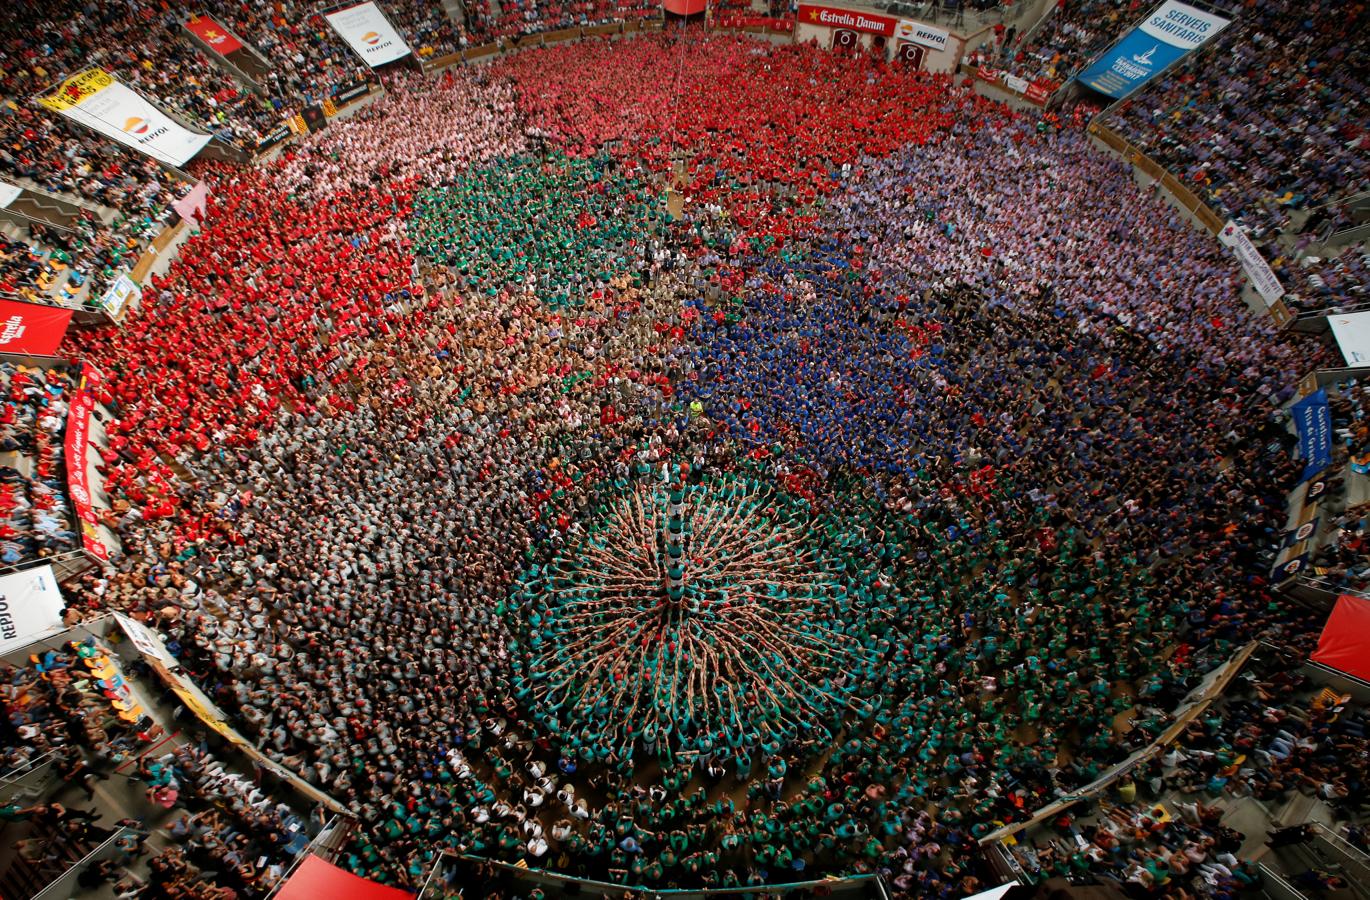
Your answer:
[55,30,1314,899]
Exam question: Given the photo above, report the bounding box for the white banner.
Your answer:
[1139,0,1231,50]
[115,612,177,666]
[39,69,211,168]
[324,2,412,67]
[1328,311,1370,366]
[0,181,21,210]
[1218,220,1285,307]
[99,271,141,319]
[0,565,66,656]
[895,19,949,51]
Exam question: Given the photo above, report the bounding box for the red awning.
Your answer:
[1311,594,1370,684]
[665,0,707,14]
[0,299,72,356]
[276,855,415,900]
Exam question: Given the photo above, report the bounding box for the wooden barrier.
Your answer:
[464,41,502,60]
[129,220,187,284]
[583,22,622,36]
[979,641,1261,846]
[1092,123,1224,238]
[426,50,463,70]
[543,26,581,45]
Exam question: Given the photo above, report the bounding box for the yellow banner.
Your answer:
[39,68,113,111]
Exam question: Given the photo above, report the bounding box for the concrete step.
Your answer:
[1,175,121,225]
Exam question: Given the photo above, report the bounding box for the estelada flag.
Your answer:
[186,15,244,56]
[0,299,72,356]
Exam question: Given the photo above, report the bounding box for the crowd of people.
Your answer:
[1007,643,1367,895]
[992,0,1148,90]
[0,28,1345,899]
[0,360,80,566]
[1,633,324,899]
[1107,0,1367,243]
[0,6,1362,896]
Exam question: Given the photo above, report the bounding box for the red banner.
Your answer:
[1311,594,1370,683]
[797,4,897,36]
[64,365,111,566]
[0,299,72,357]
[185,15,244,56]
[716,13,794,30]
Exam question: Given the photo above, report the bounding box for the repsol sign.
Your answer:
[0,594,15,641]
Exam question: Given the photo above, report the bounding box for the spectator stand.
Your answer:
[979,641,1262,849]
[0,180,159,323]
[179,14,279,97]
[1271,368,1370,604]
[0,353,117,582]
[1087,120,1297,328]
[425,14,667,72]
[254,76,386,162]
[0,616,169,898]
[0,613,346,900]
[992,641,1367,897]
[418,851,892,898]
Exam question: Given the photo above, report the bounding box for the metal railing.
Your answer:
[28,827,145,900]
[420,852,887,899]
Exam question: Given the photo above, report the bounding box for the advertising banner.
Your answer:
[38,69,212,167]
[256,122,293,154]
[303,105,329,133]
[115,613,178,666]
[1291,388,1333,482]
[98,272,141,319]
[1326,310,1370,366]
[798,4,898,36]
[184,14,244,56]
[0,299,72,356]
[334,77,373,106]
[324,2,413,67]
[894,19,948,51]
[65,365,112,565]
[1076,0,1230,99]
[0,565,66,657]
[0,180,21,209]
[1218,221,1285,306]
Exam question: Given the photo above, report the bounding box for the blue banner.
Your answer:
[1075,0,1230,100]
[1292,389,1333,481]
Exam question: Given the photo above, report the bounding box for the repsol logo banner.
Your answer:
[895,19,948,51]
[0,596,15,641]
[0,565,66,655]
[40,68,211,166]
[324,2,413,67]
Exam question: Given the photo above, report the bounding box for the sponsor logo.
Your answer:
[1131,45,1158,66]
[0,315,25,345]
[0,595,14,640]
[121,116,171,146]
[203,28,229,45]
[363,30,381,44]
